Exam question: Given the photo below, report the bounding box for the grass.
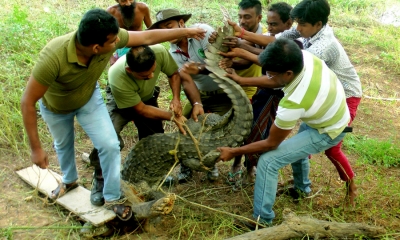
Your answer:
[344,135,400,167]
[0,0,399,239]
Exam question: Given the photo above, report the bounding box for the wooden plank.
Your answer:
[16,165,116,226]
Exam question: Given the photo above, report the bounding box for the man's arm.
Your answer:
[218,124,292,161]
[224,68,284,88]
[228,20,275,47]
[218,36,263,55]
[219,48,260,65]
[126,28,206,47]
[240,44,264,55]
[167,72,182,117]
[231,58,253,70]
[132,101,172,120]
[142,4,152,29]
[21,76,49,169]
[178,70,204,122]
[130,101,186,134]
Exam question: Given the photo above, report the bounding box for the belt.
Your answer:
[342,126,353,133]
[199,88,226,96]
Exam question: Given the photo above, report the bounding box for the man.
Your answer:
[285,0,362,207]
[218,2,293,185]
[221,0,262,100]
[218,38,350,226]
[88,0,152,204]
[89,44,203,205]
[149,8,230,183]
[107,0,151,31]
[107,0,152,64]
[226,0,361,206]
[265,2,293,36]
[20,9,205,220]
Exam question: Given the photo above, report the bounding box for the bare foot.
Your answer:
[131,195,175,220]
[345,180,357,207]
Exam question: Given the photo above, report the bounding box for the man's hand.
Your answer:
[208,31,218,44]
[31,148,49,169]
[170,99,182,118]
[187,28,207,41]
[182,62,203,75]
[219,58,233,69]
[219,48,245,59]
[222,36,242,48]
[227,20,243,37]
[224,68,241,84]
[191,104,204,122]
[217,147,235,162]
[172,115,187,135]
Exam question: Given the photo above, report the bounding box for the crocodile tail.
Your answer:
[203,24,253,147]
[207,70,253,147]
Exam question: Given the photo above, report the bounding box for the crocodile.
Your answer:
[121,24,253,189]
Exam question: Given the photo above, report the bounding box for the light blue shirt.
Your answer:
[169,23,221,91]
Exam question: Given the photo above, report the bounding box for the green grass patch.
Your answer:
[344,135,400,167]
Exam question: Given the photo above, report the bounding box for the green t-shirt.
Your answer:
[32,29,129,113]
[109,44,178,109]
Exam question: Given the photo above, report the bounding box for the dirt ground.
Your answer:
[1,30,400,240]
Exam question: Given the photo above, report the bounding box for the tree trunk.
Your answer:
[227,209,385,240]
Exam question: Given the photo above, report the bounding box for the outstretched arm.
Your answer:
[228,20,275,47]
[240,44,264,55]
[224,68,283,89]
[126,28,206,47]
[219,48,260,65]
[130,101,186,135]
[217,124,292,161]
[21,76,49,169]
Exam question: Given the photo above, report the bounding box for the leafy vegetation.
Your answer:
[345,135,400,167]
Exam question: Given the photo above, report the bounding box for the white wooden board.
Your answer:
[16,165,116,226]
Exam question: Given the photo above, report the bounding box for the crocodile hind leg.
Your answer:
[131,194,175,220]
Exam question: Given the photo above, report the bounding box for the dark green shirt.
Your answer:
[109,44,178,109]
[32,29,129,113]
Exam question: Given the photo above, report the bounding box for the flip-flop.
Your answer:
[226,169,243,186]
[50,182,78,199]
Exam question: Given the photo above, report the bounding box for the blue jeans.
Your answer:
[39,85,121,202]
[253,123,346,223]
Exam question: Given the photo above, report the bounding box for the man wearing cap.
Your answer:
[149,9,231,183]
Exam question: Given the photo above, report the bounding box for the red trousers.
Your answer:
[325,97,361,181]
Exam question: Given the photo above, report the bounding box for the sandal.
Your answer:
[227,169,243,186]
[50,182,78,199]
[105,200,133,221]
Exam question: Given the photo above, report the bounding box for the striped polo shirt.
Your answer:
[275,51,350,139]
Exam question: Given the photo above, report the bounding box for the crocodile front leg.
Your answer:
[181,150,220,172]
